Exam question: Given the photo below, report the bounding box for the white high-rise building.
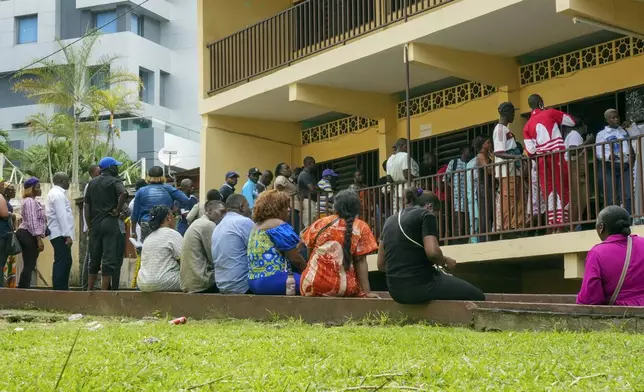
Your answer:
[0,0,200,169]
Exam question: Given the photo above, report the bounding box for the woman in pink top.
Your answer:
[577,206,644,306]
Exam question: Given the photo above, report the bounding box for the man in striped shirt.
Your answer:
[317,169,338,217]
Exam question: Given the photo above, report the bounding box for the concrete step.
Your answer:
[0,288,640,332]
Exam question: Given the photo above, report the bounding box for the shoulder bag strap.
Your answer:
[609,236,633,305]
[397,211,422,248]
[313,217,340,246]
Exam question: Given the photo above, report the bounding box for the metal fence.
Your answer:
[287,134,644,244]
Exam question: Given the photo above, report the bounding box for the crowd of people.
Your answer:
[2,92,644,306]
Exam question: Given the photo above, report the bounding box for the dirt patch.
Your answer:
[0,310,66,323]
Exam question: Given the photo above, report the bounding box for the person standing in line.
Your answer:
[242,167,261,212]
[387,138,419,213]
[596,109,633,213]
[274,163,299,230]
[84,157,128,291]
[187,189,222,225]
[256,170,274,194]
[131,166,189,243]
[81,164,100,291]
[181,200,227,293]
[46,172,74,290]
[211,194,254,294]
[444,144,471,241]
[219,171,239,202]
[564,123,594,230]
[177,178,198,236]
[0,182,13,287]
[523,94,579,230]
[128,179,147,243]
[16,178,46,289]
[493,102,525,234]
[317,168,338,218]
[349,170,371,224]
[298,157,318,229]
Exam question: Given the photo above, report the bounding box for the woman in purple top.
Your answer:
[577,206,644,306]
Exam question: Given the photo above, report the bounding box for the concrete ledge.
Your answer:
[0,289,476,326]
[2,289,640,332]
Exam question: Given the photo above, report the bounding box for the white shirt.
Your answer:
[46,185,74,240]
[386,152,419,182]
[82,183,89,233]
[138,227,183,292]
[493,123,518,178]
[564,130,584,162]
[596,126,630,161]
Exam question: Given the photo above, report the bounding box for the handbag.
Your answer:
[608,236,633,305]
[6,217,22,256]
[397,211,450,275]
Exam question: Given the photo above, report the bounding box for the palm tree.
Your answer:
[13,31,140,187]
[26,112,72,182]
[93,86,141,154]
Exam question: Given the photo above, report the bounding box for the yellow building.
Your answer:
[197,0,644,294]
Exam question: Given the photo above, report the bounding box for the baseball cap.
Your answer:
[498,102,517,113]
[98,157,122,170]
[322,169,339,177]
[248,167,261,176]
[225,170,239,179]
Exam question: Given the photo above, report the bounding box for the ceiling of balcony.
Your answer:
[207,0,602,123]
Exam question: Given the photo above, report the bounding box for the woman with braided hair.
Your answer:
[300,190,379,297]
[137,205,183,292]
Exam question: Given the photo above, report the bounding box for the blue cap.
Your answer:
[225,170,240,179]
[322,169,338,177]
[98,157,123,170]
[24,177,40,189]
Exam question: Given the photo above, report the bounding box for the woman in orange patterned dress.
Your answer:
[300,190,379,297]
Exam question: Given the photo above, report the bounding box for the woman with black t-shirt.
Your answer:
[377,188,485,304]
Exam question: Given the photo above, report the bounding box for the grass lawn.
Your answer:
[0,312,642,391]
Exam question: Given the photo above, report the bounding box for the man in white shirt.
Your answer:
[596,109,632,213]
[81,164,100,290]
[47,172,74,290]
[387,138,419,213]
[493,102,524,232]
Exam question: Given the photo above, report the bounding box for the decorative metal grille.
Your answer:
[396,82,497,119]
[520,37,644,87]
[301,116,378,145]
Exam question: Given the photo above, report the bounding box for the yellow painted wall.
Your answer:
[398,92,500,140]
[200,115,299,193]
[519,54,644,112]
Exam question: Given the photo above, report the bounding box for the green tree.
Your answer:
[93,86,141,154]
[13,31,140,187]
[26,112,73,182]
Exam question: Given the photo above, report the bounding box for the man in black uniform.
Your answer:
[84,157,128,291]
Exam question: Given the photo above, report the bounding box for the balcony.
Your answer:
[206,0,454,94]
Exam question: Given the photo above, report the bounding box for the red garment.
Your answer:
[524,108,576,225]
[434,165,448,201]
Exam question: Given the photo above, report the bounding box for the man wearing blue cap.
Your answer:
[219,171,239,203]
[317,168,338,217]
[84,157,128,291]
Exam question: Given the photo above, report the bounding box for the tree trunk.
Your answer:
[108,114,115,155]
[72,111,80,187]
[46,133,53,183]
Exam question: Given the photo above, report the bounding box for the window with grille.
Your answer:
[316,150,379,190]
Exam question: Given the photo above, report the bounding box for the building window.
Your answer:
[131,13,142,36]
[139,68,154,104]
[160,71,169,107]
[95,10,117,34]
[16,15,38,44]
[90,66,110,90]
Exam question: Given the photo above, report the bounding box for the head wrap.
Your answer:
[24,177,40,189]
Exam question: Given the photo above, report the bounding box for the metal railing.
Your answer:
[287,134,644,244]
[207,0,454,93]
